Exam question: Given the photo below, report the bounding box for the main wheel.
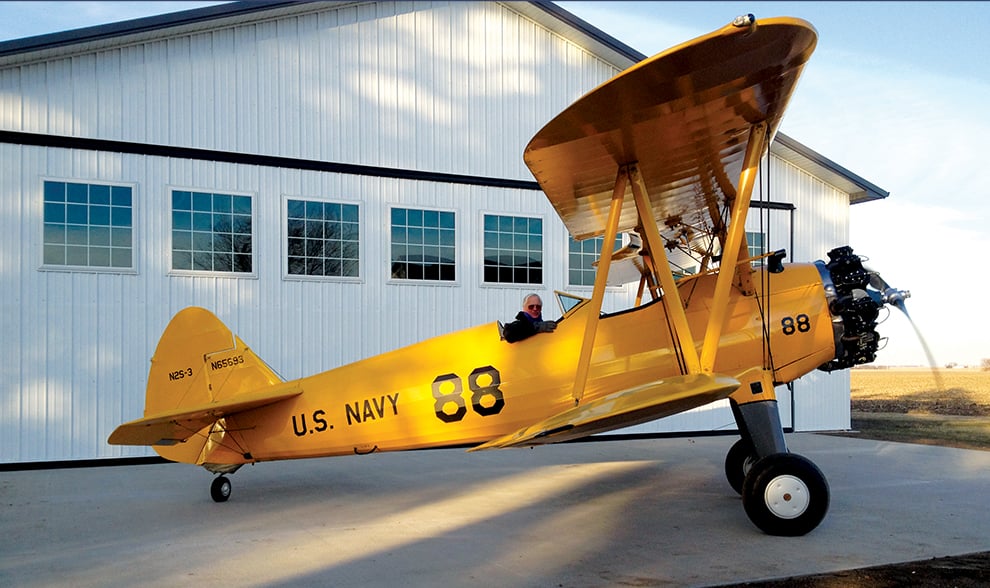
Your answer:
[211,475,232,503]
[742,453,829,536]
[724,438,758,495]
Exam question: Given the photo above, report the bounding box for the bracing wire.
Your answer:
[759,126,777,374]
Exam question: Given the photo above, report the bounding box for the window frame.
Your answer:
[39,178,138,274]
[282,195,363,283]
[480,211,546,288]
[566,233,624,289]
[746,231,765,267]
[167,186,258,278]
[386,204,458,285]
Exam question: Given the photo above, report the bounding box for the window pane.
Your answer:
[111,248,132,268]
[173,191,191,210]
[172,251,192,270]
[44,224,65,244]
[44,202,65,223]
[90,184,110,205]
[193,251,212,270]
[66,246,87,265]
[287,199,305,219]
[66,225,87,245]
[89,205,110,226]
[67,204,87,224]
[213,194,232,213]
[44,182,65,202]
[44,245,65,265]
[66,183,88,203]
[192,192,212,212]
[173,230,192,251]
[90,226,110,246]
[232,196,251,215]
[111,186,132,207]
[111,207,132,227]
[89,247,111,267]
[111,228,132,248]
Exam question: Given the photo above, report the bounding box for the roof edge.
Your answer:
[523,0,647,63]
[0,1,312,59]
[774,133,889,204]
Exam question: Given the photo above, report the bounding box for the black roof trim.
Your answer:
[775,133,889,203]
[525,0,648,63]
[0,1,310,58]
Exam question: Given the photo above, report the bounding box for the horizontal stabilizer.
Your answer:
[108,384,302,446]
[468,374,739,451]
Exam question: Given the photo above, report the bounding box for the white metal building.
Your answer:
[0,1,887,465]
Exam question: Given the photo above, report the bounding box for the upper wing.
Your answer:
[524,17,817,252]
[107,384,302,446]
[468,374,739,451]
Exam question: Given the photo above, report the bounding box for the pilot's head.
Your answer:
[522,293,543,320]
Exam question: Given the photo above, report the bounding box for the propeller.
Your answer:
[865,268,944,392]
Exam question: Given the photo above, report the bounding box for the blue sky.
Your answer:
[2,2,988,367]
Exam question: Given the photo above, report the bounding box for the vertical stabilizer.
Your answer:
[143,307,282,463]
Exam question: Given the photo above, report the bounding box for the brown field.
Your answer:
[842,368,990,451]
[850,368,990,416]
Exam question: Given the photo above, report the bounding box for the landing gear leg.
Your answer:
[728,398,830,535]
[211,475,232,502]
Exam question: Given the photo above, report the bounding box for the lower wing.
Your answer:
[469,373,739,451]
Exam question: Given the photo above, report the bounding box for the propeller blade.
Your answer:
[865,268,941,391]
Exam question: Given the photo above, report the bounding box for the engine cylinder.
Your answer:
[816,246,883,372]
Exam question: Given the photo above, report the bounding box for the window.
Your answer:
[390,207,455,281]
[171,190,252,273]
[568,234,622,287]
[746,231,764,266]
[483,214,542,284]
[287,199,359,278]
[43,180,133,269]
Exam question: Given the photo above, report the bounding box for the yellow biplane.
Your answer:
[109,16,908,536]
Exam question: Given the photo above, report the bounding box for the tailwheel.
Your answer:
[742,453,829,536]
[724,438,758,495]
[211,475,232,503]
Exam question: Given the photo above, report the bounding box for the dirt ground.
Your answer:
[716,368,990,587]
[717,551,990,587]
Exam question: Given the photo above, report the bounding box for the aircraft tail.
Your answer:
[109,307,296,465]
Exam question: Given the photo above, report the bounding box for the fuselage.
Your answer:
[201,262,835,465]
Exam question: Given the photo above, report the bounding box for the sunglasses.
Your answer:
[527,304,542,310]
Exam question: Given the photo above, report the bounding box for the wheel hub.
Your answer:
[764,474,810,519]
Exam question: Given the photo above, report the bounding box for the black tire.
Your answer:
[724,438,757,495]
[742,453,829,536]
[211,475,232,503]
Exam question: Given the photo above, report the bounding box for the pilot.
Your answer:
[502,293,556,343]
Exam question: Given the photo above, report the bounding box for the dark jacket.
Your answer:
[502,311,544,343]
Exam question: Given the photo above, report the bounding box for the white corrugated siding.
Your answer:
[1,2,616,179]
[0,1,854,463]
